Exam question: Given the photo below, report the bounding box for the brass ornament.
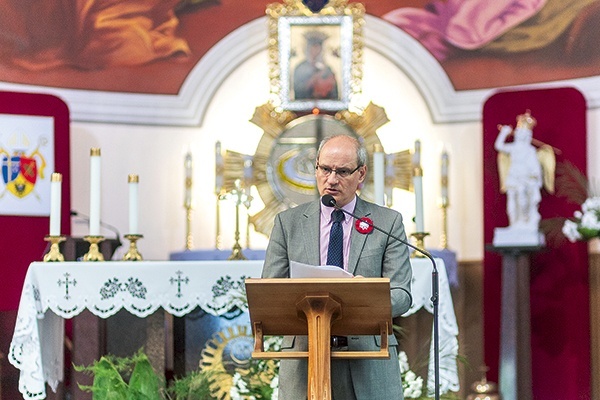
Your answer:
[123,234,143,261]
[199,325,257,400]
[223,102,412,237]
[83,235,105,262]
[43,235,66,262]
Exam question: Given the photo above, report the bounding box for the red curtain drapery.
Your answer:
[482,87,590,400]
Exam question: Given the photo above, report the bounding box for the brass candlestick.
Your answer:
[215,192,225,250]
[83,235,105,261]
[123,234,143,261]
[246,214,251,249]
[43,235,66,262]
[228,180,247,260]
[244,190,253,250]
[185,206,193,251]
[184,150,193,251]
[410,232,430,258]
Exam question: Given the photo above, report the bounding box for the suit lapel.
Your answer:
[302,200,321,266]
[348,197,371,275]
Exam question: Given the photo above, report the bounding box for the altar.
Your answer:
[9,259,459,399]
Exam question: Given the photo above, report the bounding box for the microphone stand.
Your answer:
[326,198,440,400]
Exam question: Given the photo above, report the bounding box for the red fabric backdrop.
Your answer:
[483,87,590,399]
[0,91,71,311]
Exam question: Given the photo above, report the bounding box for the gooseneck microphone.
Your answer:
[321,194,441,400]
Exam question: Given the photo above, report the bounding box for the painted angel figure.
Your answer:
[494,110,555,231]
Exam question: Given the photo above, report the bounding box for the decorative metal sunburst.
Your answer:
[199,325,255,400]
[220,102,413,237]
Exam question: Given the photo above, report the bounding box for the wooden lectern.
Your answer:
[245,278,393,400]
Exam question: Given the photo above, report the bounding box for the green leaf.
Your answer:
[579,226,599,240]
[166,369,216,400]
[127,354,162,400]
[90,357,129,400]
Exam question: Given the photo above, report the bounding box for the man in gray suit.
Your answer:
[262,134,413,399]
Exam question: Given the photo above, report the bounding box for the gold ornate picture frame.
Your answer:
[267,0,364,112]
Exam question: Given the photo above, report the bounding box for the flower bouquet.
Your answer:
[539,160,599,244]
[562,196,600,242]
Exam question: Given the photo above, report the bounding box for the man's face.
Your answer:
[316,136,366,207]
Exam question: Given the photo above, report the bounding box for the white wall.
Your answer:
[69,47,485,261]
[67,23,600,262]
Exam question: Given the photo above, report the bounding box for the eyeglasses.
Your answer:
[316,164,361,178]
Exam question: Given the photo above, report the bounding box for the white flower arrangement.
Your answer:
[562,196,600,242]
[398,351,424,399]
[229,336,282,400]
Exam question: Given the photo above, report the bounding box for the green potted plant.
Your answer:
[75,349,216,400]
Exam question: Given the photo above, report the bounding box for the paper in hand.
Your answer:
[290,260,353,278]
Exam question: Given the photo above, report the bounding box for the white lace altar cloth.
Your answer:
[9,259,458,399]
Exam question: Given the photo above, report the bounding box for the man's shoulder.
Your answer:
[277,200,316,218]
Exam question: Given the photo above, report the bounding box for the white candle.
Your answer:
[413,139,421,165]
[373,144,385,206]
[49,173,62,236]
[441,150,449,202]
[243,155,254,207]
[184,150,193,208]
[385,154,394,207]
[128,174,139,234]
[413,140,424,232]
[215,141,223,196]
[89,148,101,236]
[414,175,425,232]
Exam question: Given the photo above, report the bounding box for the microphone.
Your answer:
[322,195,434,261]
[321,194,441,400]
[70,210,122,247]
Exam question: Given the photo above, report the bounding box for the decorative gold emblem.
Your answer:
[199,325,256,400]
[220,102,413,236]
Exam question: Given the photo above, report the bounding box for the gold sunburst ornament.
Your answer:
[200,325,274,400]
[219,102,413,236]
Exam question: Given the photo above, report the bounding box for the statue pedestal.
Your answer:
[493,227,545,247]
[487,245,543,400]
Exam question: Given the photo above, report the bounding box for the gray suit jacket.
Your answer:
[262,196,412,399]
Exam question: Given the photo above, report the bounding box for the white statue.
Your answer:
[493,110,555,246]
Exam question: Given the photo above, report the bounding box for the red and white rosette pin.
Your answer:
[355,217,374,234]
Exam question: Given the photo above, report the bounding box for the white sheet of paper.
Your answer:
[290,260,353,278]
